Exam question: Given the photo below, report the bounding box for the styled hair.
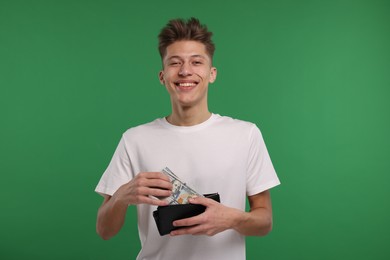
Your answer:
[158,17,215,60]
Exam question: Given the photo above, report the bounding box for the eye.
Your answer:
[170,61,181,66]
[192,60,203,65]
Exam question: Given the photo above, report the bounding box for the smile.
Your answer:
[175,82,198,87]
[174,81,198,90]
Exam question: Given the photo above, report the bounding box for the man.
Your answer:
[95,17,280,260]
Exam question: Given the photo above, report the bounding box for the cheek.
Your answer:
[193,70,207,81]
[163,71,177,83]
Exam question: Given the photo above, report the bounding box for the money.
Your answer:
[161,167,203,205]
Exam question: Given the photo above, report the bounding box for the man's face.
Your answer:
[159,40,217,108]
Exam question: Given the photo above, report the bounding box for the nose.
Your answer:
[178,62,192,77]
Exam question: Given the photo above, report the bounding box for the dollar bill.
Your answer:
[161,167,203,205]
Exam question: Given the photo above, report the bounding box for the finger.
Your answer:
[173,214,203,228]
[135,175,172,191]
[188,196,214,206]
[138,172,171,182]
[170,225,204,236]
[147,197,170,206]
[135,195,170,206]
[136,186,172,197]
[143,178,173,190]
[146,187,172,197]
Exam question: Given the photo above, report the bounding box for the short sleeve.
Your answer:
[95,136,133,196]
[246,125,280,196]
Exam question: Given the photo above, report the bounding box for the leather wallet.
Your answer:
[153,193,220,236]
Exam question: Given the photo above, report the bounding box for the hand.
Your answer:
[170,197,242,236]
[112,172,172,207]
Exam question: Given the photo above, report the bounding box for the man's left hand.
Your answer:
[170,196,242,236]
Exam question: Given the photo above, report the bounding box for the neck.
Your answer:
[167,104,211,126]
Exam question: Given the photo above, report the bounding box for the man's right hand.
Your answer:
[112,172,173,207]
[97,172,172,239]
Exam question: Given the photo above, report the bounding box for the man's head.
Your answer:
[158,18,217,114]
[158,17,215,62]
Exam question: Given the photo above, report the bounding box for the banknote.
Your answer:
[161,167,203,205]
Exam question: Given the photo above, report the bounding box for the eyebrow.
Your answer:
[166,55,207,61]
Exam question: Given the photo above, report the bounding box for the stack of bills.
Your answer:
[160,167,203,205]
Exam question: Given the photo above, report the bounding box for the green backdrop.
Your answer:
[1,0,389,259]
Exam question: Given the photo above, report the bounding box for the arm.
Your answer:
[96,172,173,240]
[233,190,273,236]
[170,190,273,237]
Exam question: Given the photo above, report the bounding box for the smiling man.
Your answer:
[95,17,280,260]
[159,40,216,124]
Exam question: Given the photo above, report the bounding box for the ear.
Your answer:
[209,67,217,83]
[158,71,165,85]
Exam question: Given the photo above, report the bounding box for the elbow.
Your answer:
[96,224,113,240]
[98,232,111,241]
[97,230,112,240]
[256,217,273,237]
[259,222,273,236]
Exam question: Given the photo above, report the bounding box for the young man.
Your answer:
[95,17,280,260]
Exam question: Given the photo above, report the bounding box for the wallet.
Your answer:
[153,193,220,236]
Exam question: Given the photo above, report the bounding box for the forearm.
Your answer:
[232,207,273,236]
[96,196,128,240]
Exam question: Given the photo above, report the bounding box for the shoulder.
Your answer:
[213,114,259,133]
[122,118,164,140]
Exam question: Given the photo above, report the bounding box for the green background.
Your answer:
[1,0,389,259]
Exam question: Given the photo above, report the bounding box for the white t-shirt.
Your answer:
[95,114,280,260]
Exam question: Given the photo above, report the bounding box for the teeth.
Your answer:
[178,83,196,87]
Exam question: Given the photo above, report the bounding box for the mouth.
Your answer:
[174,81,198,91]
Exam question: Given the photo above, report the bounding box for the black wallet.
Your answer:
[153,193,220,236]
